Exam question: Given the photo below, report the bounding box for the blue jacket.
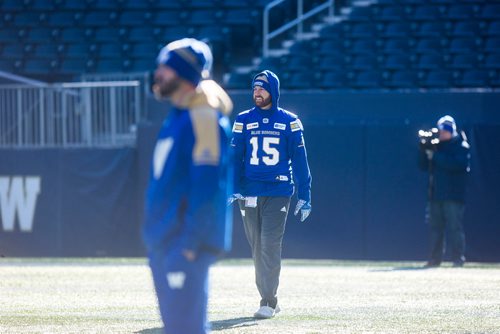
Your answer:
[143,80,233,255]
[419,132,470,202]
[231,70,312,202]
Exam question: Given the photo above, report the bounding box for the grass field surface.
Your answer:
[1,258,499,333]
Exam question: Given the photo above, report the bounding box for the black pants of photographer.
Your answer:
[428,200,466,267]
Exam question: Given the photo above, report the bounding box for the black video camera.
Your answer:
[418,128,440,150]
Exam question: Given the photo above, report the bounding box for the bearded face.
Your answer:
[253,87,272,109]
[153,66,181,100]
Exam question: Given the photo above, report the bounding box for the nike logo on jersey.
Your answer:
[276,175,289,181]
[281,206,287,213]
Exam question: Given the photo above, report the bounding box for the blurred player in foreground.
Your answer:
[143,38,233,334]
[229,70,312,319]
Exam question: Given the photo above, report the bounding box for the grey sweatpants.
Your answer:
[238,196,290,308]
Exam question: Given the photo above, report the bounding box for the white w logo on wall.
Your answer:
[0,177,41,232]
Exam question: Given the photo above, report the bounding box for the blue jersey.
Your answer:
[143,80,233,255]
[231,71,311,202]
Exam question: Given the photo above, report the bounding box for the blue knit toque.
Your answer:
[156,38,212,86]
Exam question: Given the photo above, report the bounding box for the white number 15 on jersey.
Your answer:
[249,136,280,166]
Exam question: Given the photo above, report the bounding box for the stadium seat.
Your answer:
[417,54,446,69]
[352,70,384,88]
[413,5,442,21]
[60,28,93,43]
[285,72,316,89]
[349,23,379,39]
[83,12,118,27]
[384,54,413,70]
[288,40,316,57]
[60,0,87,10]
[414,21,450,38]
[49,12,81,27]
[119,11,152,26]
[124,0,153,9]
[31,0,56,11]
[450,21,483,37]
[225,72,253,89]
[457,69,490,87]
[98,43,123,58]
[449,54,478,69]
[34,44,64,58]
[1,44,26,58]
[65,44,94,58]
[319,24,345,39]
[154,0,183,9]
[130,43,160,58]
[487,21,500,36]
[449,38,478,54]
[378,5,406,21]
[60,59,88,74]
[189,0,217,8]
[161,26,195,42]
[259,57,283,73]
[14,12,47,27]
[485,38,500,53]
[319,71,348,88]
[415,38,445,54]
[484,54,500,69]
[448,4,478,20]
[1,0,25,11]
[348,6,374,22]
[0,59,16,71]
[126,59,151,73]
[422,70,455,87]
[381,22,415,38]
[350,39,378,55]
[153,10,184,26]
[95,59,124,73]
[386,70,419,88]
[94,0,121,10]
[27,28,60,42]
[318,55,346,71]
[197,26,229,42]
[129,27,160,42]
[286,55,313,71]
[24,59,57,75]
[0,29,26,42]
[221,0,250,8]
[381,38,414,55]
[318,39,344,55]
[351,55,379,70]
[94,27,128,42]
[480,4,500,20]
[224,9,258,25]
[188,10,222,26]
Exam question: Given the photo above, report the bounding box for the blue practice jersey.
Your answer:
[143,80,233,255]
[231,71,311,202]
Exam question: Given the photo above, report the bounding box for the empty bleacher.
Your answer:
[1,0,499,90]
[0,0,266,82]
[251,0,500,90]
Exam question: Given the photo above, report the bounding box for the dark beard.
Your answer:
[153,78,181,100]
[253,95,272,109]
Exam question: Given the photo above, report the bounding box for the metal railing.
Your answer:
[263,0,335,57]
[0,81,142,148]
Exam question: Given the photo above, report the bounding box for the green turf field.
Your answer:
[1,258,499,333]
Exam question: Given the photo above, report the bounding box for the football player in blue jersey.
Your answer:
[144,38,233,334]
[229,70,312,319]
